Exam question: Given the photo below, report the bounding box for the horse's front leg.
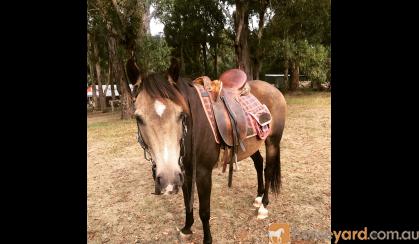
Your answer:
[197,168,213,244]
[180,170,194,241]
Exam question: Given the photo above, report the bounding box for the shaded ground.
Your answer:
[87,91,331,243]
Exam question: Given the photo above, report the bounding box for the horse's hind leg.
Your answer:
[258,135,281,219]
[251,150,264,208]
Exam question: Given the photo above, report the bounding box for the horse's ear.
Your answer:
[167,57,180,83]
[126,57,141,85]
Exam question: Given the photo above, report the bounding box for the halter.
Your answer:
[136,115,188,179]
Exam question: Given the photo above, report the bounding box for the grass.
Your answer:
[87,91,331,243]
[285,91,331,106]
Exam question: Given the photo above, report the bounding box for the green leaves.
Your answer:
[135,35,173,73]
[299,42,330,85]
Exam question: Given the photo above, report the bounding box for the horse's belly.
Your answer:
[237,136,264,161]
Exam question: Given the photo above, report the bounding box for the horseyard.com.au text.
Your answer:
[332,227,419,243]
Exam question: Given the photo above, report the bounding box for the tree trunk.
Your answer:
[106,59,115,101]
[253,0,268,80]
[108,52,116,101]
[108,34,134,119]
[180,42,185,75]
[213,42,218,77]
[283,61,289,90]
[234,0,252,80]
[312,80,324,91]
[88,59,98,109]
[289,61,300,91]
[93,41,107,112]
[253,60,260,80]
[110,76,116,101]
[202,42,208,75]
[102,63,112,100]
[142,1,151,34]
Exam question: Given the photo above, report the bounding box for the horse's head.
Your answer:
[134,71,189,195]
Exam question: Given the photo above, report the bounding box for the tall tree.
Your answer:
[263,0,331,91]
[92,35,107,112]
[233,0,252,79]
[88,0,148,119]
[155,0,225,77]
[251,0,269,80]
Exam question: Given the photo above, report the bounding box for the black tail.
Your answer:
[270,153,281,194]
[266,139,281,194]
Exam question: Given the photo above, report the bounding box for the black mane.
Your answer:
[139,72,189,113]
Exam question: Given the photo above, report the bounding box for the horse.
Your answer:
[134,65,286,244]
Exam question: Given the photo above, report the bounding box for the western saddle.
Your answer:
[193,69,252,187]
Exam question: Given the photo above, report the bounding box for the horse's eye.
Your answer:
[136,115,145,125]
[179,112,187,121]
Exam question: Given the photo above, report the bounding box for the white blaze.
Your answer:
[163,184,174,195]
[154,100,166,117]
[163,145,169,162]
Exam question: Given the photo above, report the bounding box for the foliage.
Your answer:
[88,0,331,99]
[298,41,330,85]
[154,0,225,77]
[135,35,173,73]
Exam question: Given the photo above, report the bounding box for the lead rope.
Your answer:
[188,113,196,213]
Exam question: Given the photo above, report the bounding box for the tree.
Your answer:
[263,0,331,91]
[88,0,148,119]
[232,0,253,79]
[87,5,109,112]
[155,0,225,77]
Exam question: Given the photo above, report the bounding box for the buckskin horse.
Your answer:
[134,63,286,243]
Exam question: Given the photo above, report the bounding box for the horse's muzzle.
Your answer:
[161,184,179,195]
[154,172,183,195]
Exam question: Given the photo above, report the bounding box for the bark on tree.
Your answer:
[213,42,218,77]
[289,61,300,91]
[92,37,107,112]
[88,59,98,109]
[202,42,208,75]
[142,0,151,34]
[110,71,116,101]
[107,57,116,101]
[108,34,134,119]
[234,0,252,80]
[283,60,289,90]
[180,42,185,75]
[253,0,268,80]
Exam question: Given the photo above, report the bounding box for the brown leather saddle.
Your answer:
[193,75,249,148]
[193,69,252,187]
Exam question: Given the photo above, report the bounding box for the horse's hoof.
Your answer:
[253,196,262,208]
[257,205,268,219]
[203,236,212,244]
[178,229,193,242]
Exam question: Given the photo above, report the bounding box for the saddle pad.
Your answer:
[237,94,272,140]
[193,84,221,143]
[194,84,272,143]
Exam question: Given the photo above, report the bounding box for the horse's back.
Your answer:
[248,80,287,138]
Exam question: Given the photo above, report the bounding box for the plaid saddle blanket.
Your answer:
[194,84,272,144]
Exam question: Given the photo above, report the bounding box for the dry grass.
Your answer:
[87,92,331,243]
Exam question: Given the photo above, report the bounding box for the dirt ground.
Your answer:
[87,91,331,243]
